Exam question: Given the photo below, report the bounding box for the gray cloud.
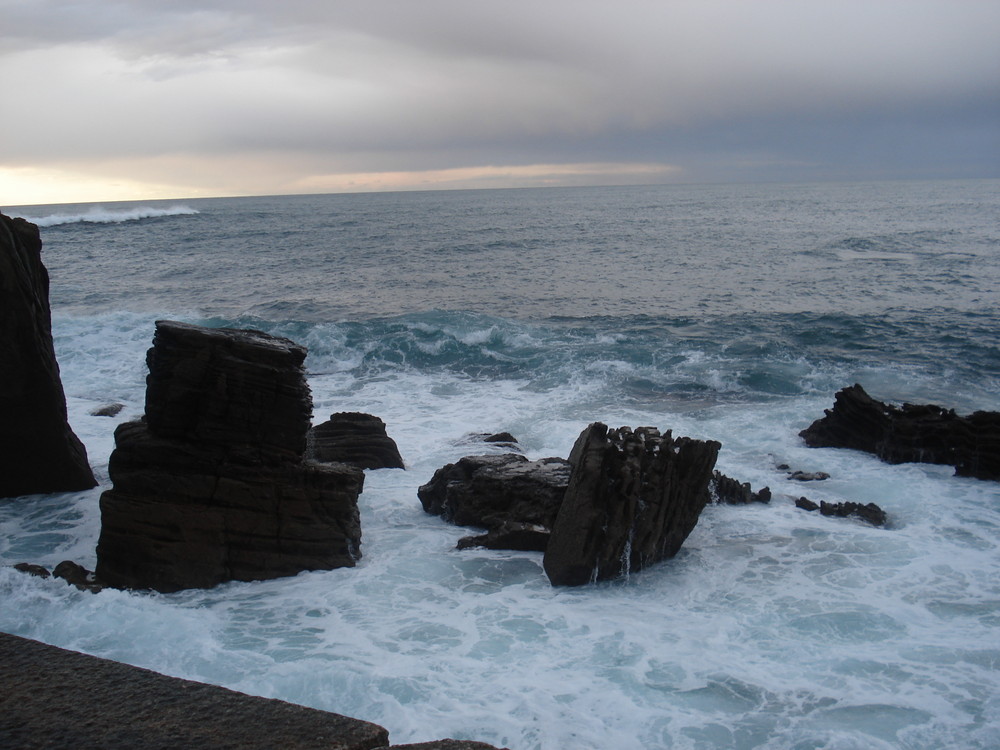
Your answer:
[1,0,997,200]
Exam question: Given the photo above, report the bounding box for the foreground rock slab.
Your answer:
[543,423,720,586]
[0,211,96,498]
[0,632,389,750]
[800,384,1000,480]
[96,321,364,592]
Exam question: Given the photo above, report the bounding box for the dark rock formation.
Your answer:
[0,632,390,750]
[12,562,50,579]
[456,522,551,552]
[90,402,125,417]
[710,471,771,505]
[383,743,509,750]
[308,412,404,470]
[801,384,1000,480]
[543,423,721,586]
[795,496,887,527]
[787,470,829,482]
[95,320,364,592]
[0,212,96,497]
[53,560,104,592]
[418,453,570,530]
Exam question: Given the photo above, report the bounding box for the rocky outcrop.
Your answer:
[0,212,96,498]
[794,496,887,526]
[800,384,1000,480]
[709,471,771,505]
[307,412,404,469]
[418,453,570,530]
[543,424,720,586]
[95,320,364,592]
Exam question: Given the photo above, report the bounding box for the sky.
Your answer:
[1,0,998,205]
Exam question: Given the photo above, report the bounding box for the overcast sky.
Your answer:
[2,0,998,204]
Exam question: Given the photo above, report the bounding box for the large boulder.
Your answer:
[0,212,96,497]
[95,321,364,592]
[308,412,404,469]
[543,424,720,586]
[418,453,570,529]
[800,384,1000,480]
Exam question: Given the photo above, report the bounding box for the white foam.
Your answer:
[23,205,199,227]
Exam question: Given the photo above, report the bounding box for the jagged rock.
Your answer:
[710,471,771,504]
[543,423,720,586]
[484,432,518,444]
[795,497,820,512]
[801,384,1000,480]
[95,321,364,593]
[307,412,404,470]
[0,212,96,498]
[90,403,124,417]
[456,522,551,552]
[793,496,887,526]
[52,560,103,593]
[418,454,570,530]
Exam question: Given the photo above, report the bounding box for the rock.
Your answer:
[457,432,523,452]
[12,563,50,579]
[52,560,103,593]
[0,212,97,498]
[787,470,830,481]
[382,742,509,750]
[801,384,1000,480]
[307,412,404,469]
[543,423,720,586]
[710,471,771,504]
[795,497,820,512]
[456,522,551,552]
[0,631,390,750]
[819,500,887,527]
[484,432,518,444]
[95,321,365,592]
[90,403,125,417]
[418,453,570,530]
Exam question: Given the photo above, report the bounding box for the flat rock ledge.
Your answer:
[0,633,507,750]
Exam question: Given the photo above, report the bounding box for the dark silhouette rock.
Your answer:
[90,403,124,417]
[418,453,570,530]
[793,496,887,526]
[795,496,820,512]
[710,471,771,504]
[787,470,830,481]
[543,423,720,586]
[12,563,50,579]
[53,560,103,593]
[0,212,96,498]
[801,384,1000,480]
[456,521,551,552]
[95,321,364,593]
[308,412,404,469]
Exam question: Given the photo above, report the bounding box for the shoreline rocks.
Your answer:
[801,384,1000,481]
[95,320,365,592]
[0,211,96,498]
[307,412,405,470]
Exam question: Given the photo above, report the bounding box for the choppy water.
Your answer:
[2,180,1000,749]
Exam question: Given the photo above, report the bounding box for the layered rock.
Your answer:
[543,424,720,586]
[95,320,364,592]
[418,453,570,530]
[800,384,1000,480]
[308,412,404,469]
[709,471,771,505]
[0,212,96,497]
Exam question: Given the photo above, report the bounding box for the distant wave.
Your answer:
[26,205,199,227]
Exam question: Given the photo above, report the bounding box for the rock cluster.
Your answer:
[801,384,1000,480]
[0,212,96,498]
[307,412,405,469]
[794,497,887,526]
[543,424,720,586]
[95,321,365,592]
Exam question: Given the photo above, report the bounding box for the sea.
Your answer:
[2,180,999,749]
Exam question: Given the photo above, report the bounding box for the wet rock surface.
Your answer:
[308,412,405,469]
[801,384,1000,480]
[95,320,364,592]
[543,423,721,586]
[0,212,96,498]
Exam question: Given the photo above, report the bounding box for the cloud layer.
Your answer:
[2,0,998,202]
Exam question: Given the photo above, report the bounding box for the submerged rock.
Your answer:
[543,423,720,586]
[0,212,96,498]
[307,412,404,469]
[794,496,888,527]
[801,384,1000,480]
[95,321,364,593]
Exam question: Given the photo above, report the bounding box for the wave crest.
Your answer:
[26,205,199,227]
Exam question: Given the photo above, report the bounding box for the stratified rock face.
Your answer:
[96,321,364,592]
[0,212,96,497]
[418,453,570,529]
[308,412,405,469]
[800,384,1000,480]
[543,423,720,586]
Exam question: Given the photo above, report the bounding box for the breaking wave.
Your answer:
[25,205,199,228]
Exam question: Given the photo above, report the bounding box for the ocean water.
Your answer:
[2,180,999,749]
